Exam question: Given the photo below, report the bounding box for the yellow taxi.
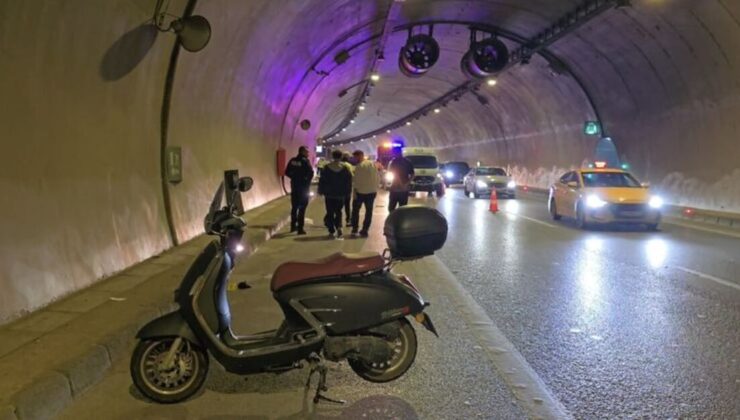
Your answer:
[548,163,663,230]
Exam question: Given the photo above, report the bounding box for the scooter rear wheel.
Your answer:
[348,318,417,383]
[130,338,208,403]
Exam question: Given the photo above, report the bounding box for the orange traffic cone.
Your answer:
[489,189,499,213]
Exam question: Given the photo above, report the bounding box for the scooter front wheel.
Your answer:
[130,337,208,403]
[348,318,417,383]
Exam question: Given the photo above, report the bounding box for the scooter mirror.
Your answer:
[238,177,253,192]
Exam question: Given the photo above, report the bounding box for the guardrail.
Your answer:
[516,186,740,228]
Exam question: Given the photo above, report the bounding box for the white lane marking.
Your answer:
[674,266,740,292]
[503,211,558,229]
[422,256,573,419]
[663,218,740,239]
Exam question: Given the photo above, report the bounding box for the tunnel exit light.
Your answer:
[584,121,601,136]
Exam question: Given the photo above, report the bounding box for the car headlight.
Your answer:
[585,194,608,208]
[476,180,487,189]
[649,196,664,209]
[437,173,444,179]
[384,172,394,183]
[507,180,516,189]
[445,170,454,178]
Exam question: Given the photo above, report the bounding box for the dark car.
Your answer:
[440,161,470,186]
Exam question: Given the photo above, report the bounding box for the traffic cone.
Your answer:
[489,189,499,213]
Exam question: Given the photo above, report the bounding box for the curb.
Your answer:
[5,199,294,419]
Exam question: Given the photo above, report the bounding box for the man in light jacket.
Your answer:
[350,150,380,237]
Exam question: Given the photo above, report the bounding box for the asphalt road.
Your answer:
[434,188,740,419]
[60,189,739,419]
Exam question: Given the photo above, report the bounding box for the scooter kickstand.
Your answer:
[305,354,345,405]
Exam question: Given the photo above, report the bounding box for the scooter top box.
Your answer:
[383,206,448,259]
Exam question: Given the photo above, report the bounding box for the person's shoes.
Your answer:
[290,226,297,233]
[350,230,358,237]
[359,231,369,237]
[346,220,353,227]
[327,231,335,239]
[297,230,307,235]
[336,229,343,239]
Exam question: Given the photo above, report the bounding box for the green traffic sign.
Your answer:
[584,121,601,136]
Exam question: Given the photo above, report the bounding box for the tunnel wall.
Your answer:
[0,0,178,323]
[0,0,386,324]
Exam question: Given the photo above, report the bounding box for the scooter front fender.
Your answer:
[136,310,202,346]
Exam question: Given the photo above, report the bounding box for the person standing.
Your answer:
[341,152,354,227]
[285,146,313,235]
[388,154,415,211]
[350,150,380,237]
[318,149,353,239]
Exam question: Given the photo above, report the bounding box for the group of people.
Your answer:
[284,146,415,239]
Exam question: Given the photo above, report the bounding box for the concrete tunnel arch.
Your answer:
[0,0,738,324]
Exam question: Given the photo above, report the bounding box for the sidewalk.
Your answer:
[57,191,530,420]
[0,195,295,420]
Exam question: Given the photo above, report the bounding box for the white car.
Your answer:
[463,166,516,198]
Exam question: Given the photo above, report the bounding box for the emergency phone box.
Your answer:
[384,206,448,259]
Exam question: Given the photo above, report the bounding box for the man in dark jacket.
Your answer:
[285,146,313,235]
[388,155,415,211]
[318,149,353,239]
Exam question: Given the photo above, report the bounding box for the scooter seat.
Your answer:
[270,252,385,292]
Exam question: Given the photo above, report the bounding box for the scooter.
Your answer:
[130,170,447,404]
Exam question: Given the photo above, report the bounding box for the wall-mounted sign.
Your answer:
[584,121,601,136]
[166,146,182,184]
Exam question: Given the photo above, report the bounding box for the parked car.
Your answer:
[463,166,516,198]
[440,161,470,186]
[548,166,663,230]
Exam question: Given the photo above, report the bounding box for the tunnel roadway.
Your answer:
[60,189,740,419]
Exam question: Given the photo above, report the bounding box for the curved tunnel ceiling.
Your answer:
[267,0,740,212]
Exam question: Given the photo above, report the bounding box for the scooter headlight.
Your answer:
[234,243,245,253]
[507,180,516,189]
[384,172,394,183]
[649,195,664,209]
[445,170,454,179]
[586,194,608,208]
[476,180,487,189]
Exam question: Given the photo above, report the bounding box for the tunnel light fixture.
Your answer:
[350,120,355,124]
[386,129,391,133]
[434,108,441,114]
[370,73,381,82]
[358,105,365,111]
[342,128,347,132]
[153,1,212,53]
[486,78,497,87]
[406,121,412,126]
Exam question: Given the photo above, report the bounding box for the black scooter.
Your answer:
[131,170,447,404]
